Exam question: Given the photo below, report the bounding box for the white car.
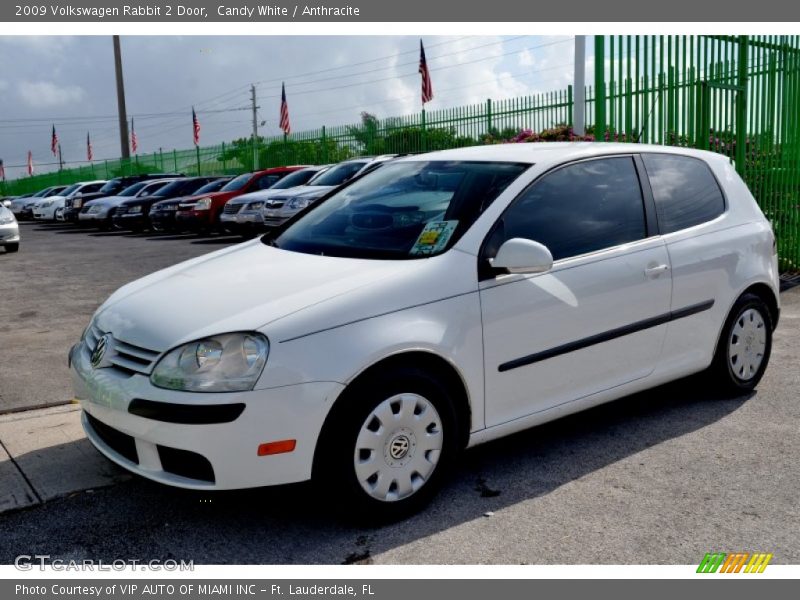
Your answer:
[70,143,779,519]
[33,181,107,221]
[0,205,20,252]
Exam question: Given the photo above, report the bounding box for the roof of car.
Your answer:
[397,142,730,166]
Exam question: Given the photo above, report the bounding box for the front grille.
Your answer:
[115,206,129,216]
[85,412,139,464]
[85,323,162,376]
[157,446,215,483]
[223,203,242,215]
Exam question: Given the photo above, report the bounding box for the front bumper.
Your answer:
[150,211,178,231]
[112,213,148,230]
[62,207,81,222]
[175,211,212,231]
[69,340,342,490]
[0,224,20,245]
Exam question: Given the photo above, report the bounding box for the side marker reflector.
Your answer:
[257,440,296,456]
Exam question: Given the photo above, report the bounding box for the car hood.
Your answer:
[84,195,131,209]
[94,240,442,352]
[268,185,333,200]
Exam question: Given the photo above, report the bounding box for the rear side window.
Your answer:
[489,156,646,261]
[641,154,725,233]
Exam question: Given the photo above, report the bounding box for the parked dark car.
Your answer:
[62,173,184,222]
[149,177,232,232]
[112,177,219,232]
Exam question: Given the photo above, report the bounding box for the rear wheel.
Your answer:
[707,293,773,395]
[315,365,460,522]
[4,243,19,253]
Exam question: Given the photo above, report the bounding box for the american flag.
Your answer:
[87,132,93,161]
[192,107,201,146]
[0,159,5,181]
[51,125,59,156]
[279,83,291,135]
[27,151,34,176]
[419,40,434,105]
[130,118,138,153]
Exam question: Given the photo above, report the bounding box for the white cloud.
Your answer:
[17,80,86,108]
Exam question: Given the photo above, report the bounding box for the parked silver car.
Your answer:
[0,205,20,253]
[260,156,398,229]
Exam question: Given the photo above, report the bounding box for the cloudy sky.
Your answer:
[0,35,582,179]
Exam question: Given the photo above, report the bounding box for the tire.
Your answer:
[4,243,19,253]
[707,293,773,396]
[314,365,460,522]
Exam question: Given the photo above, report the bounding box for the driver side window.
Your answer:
[487,156,647,261]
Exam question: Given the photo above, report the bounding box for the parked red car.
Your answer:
[175,166,305,233]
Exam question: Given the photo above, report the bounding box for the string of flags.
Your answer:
[15,39,436,174]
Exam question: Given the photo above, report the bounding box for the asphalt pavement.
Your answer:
[0,220,798,564]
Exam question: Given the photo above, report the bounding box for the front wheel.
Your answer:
[707,293,773,396]
[315,366,460,522]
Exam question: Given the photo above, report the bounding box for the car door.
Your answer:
[479,155,672,427]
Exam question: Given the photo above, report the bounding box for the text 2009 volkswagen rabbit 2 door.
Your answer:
[70,143,779,518]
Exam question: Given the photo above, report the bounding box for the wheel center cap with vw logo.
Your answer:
[91,334,113,368]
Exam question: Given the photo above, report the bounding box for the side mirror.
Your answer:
[490,238,553,274]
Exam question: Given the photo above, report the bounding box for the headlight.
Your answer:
[194,197,212,210]
[128,205,142,214]
[0,213,14,225]
[41,201,53,208]
[287,197,314,210]
[73,199,83,208]
[88,205,101,214]
[150,332,269,392]
[248,202,264,210]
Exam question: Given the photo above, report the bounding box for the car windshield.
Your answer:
[309,162,367,186]
[152,179,194,197]
[272,161,528,260]
[98,180,124,194]
[60,184,81,196]
[221,173,252,192]
[118,182,148,197]
[194,179,230,194]
[269,169,318,190]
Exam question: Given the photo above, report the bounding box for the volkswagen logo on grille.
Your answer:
[91,334,112,368]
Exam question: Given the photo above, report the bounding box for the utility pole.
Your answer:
[251,84,259,171]
[113,35,131,159]
[573,35,586,136]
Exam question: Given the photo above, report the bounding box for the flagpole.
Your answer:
[195,145,201,176]
[58,144,64,171]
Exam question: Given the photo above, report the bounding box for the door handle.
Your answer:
[644,264,670,277]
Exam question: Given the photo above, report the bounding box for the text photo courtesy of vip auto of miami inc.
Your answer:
[0,27,799,579]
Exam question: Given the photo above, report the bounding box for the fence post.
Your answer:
[221,142,226,173]
[173,150,178,172]
[594,35,606,141]
[159,148,164,171]
[486,98,493,136]
[734,35,748,175]
[567,85,574,128]
[104,160,109,178]
[421,109,427,152]
[321,126,327,163]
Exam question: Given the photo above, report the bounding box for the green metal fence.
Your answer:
[2,35,798,270]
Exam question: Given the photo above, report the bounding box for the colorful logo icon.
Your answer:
[697,552,773,573]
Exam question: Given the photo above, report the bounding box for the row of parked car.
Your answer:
[0,156,401,246]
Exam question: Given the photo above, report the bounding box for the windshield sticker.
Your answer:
[410,220,459,256]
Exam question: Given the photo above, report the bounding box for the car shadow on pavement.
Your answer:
[190,236,243,245]
[0,375,750,564]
